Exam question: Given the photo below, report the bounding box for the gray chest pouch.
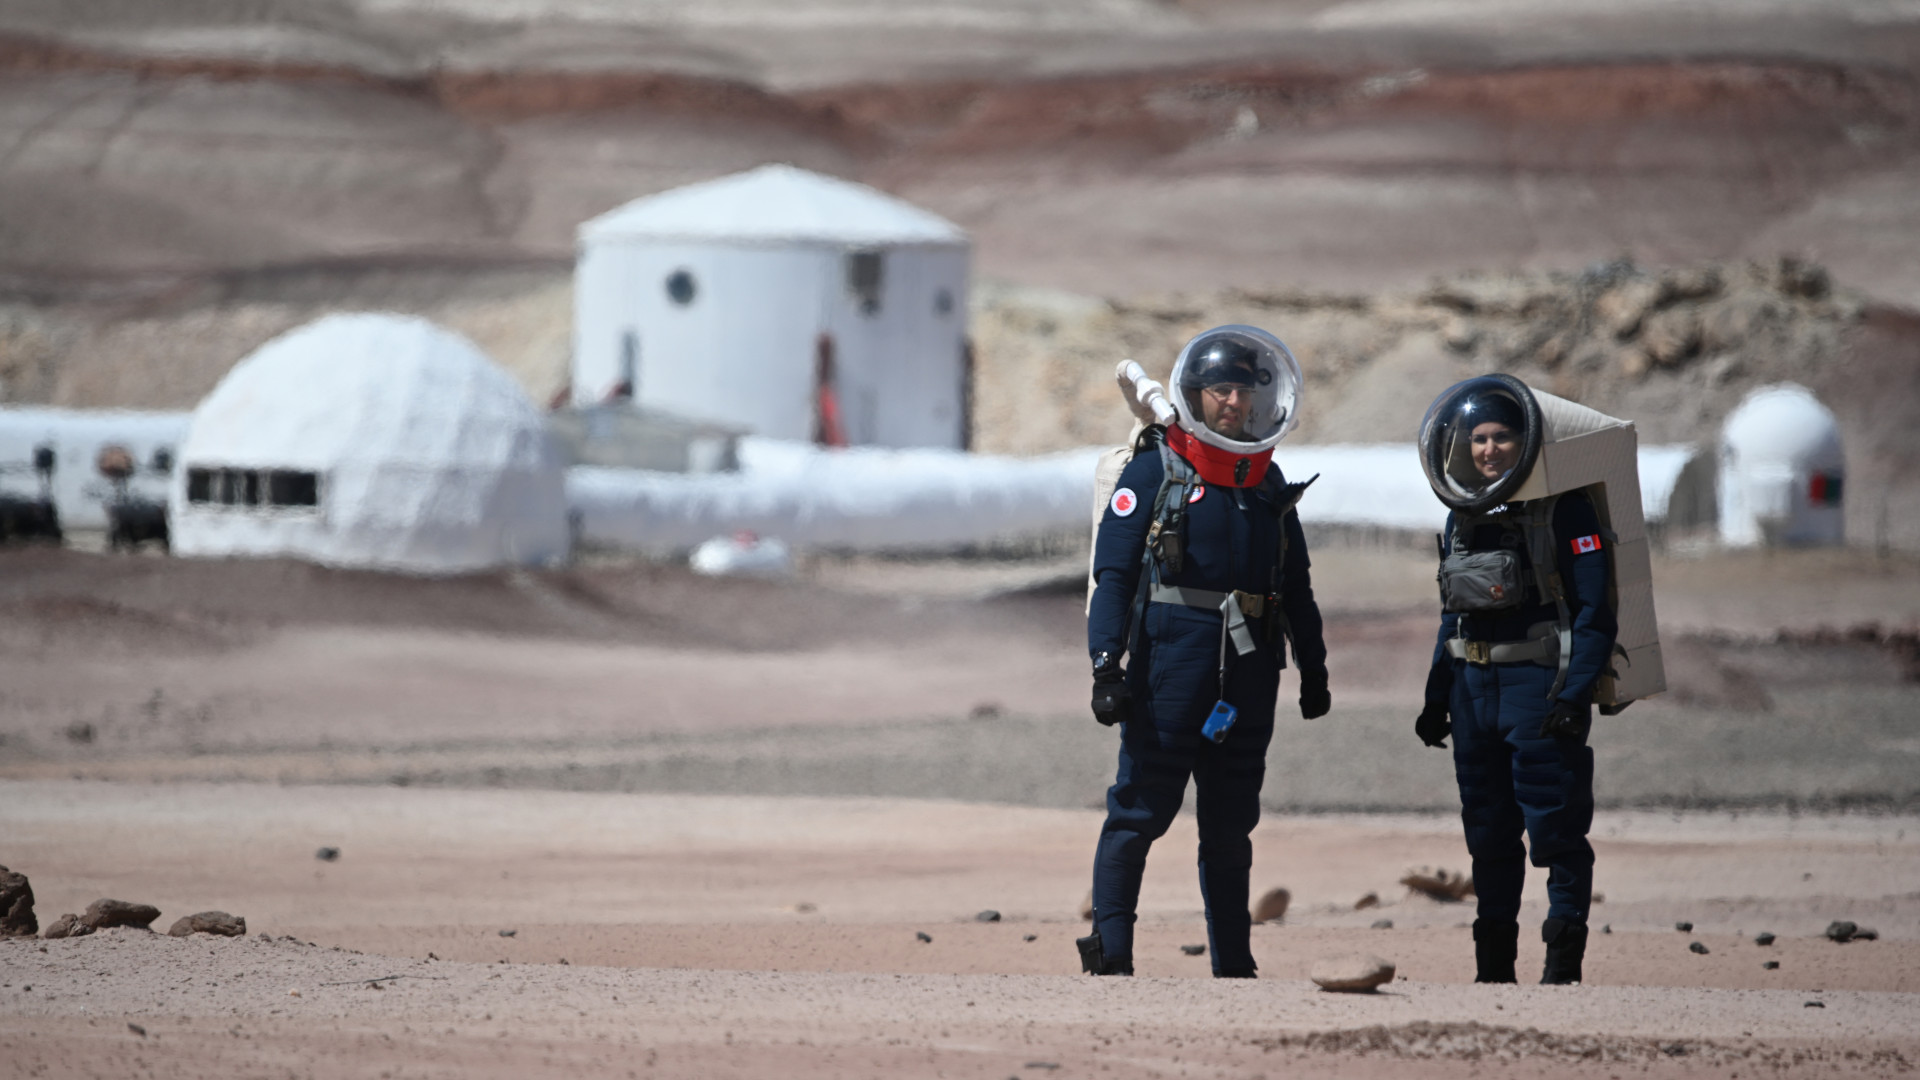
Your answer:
[1438,549,1530,613]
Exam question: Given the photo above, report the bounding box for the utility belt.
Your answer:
[1150,584,1281,662]
[1444,622,1560,667]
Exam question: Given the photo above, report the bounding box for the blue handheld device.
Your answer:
[1202,700,1238,743]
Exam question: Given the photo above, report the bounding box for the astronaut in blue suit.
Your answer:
[1413,377,1617,985]
[1080,326,1330,978]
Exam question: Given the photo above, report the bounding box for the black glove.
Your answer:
[1540,700,1591,744]
[1415,701,1451,748]
[1091,652,1131,727]
[1298,671,1331,720]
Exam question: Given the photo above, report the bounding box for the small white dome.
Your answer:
[172,313,569,573]
[1721,383,1844,472]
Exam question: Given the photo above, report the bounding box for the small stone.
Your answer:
[42,914,91,940]
[1023,934,1037,943]
[499,929,516,937]
[1370,919,1394,930]
[1595,277,1660,339]
[1763,961,1780,970]
[1855,927,1879,941]
[1617,349,1650,379]
[1676,921,1693,932]
[1755,932,1776,946]
[1309,954,1395,992]
[1805,1000,1825,1008]
[792,902,817,914]
[315,847,340,862]
[1250,887,1290,924]
[0,866,35,939]
[1354,892,1380,910]
[64,722,95,745]
[1642,308,1702,367]
[915,931,932,943]
[1400,867,1473,902]
[976,910,1001,923]
[289,989,301,997]
[1592,892,1605,904]
[1824,921,1858,943]
[1441,316,1480,353]
[167,912,245,938]
[81,899,159,931]
[127,1023,146,1037]
[1602,925,1612,934]
[1689,941,1710,955]
[1180,944,1206,956]
[969,702,1002,719]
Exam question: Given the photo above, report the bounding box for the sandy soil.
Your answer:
[3,782,1917,1078]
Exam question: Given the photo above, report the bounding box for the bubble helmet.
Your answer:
[1417,374,1545,514]
[1169,325,1303,455]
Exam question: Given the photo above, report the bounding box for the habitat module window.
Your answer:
[665,269,697,306]
[846,251,883,315]
[186,468,320,510]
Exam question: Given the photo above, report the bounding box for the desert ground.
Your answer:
[4,542,1920,1078]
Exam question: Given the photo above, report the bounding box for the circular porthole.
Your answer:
[934,288,954,316]
[665,269,697,306]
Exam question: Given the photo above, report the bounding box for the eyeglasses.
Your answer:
[1202,384,1255,403]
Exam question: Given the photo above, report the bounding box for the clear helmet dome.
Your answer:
[1417,374,1545,513]
[1169,325,1303,454]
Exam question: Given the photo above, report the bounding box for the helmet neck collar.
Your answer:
[1167,423,1273,488]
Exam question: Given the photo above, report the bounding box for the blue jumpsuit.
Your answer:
[1087,444,1327,975]
[1424,492,1615,925]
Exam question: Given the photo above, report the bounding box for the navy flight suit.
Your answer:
[1087,440,1327,976]
[1425,491,1616,927]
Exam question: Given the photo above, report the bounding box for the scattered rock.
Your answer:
[1689,941,1710,955]
[1659,265,1723,304]
[1805,1000,1826,1009]
[1592,892,1605,904]
[976,910,1001,923]
[1602,925,1612,934]
[167,911,245,938]
[1370,919,1394,930]
[1441,316,1479,353]
[1776,255,1831,300]
[64,722,94,745]
[1024,1064,1061,1072]
[1251,887,1290,924]
[1642,307,1702,366]
[126,1023,145,1037]
[1855,927,1880,941]
[1354,892,1380,910]
[1676,921,1693,932]
[1617,349,1651,379]
[1309,954,1395,992]
[1763,961,1781,970]
[1400,867,1473,902]
[1595,277,1661,339]
[1824,920,1859,943]
[81,899,159,931]
[1022,934,1037,943]
[1701,289,1781,352]
[1755,932,1776,946]
[42,914,91,939]
[968,702,1002,719]
[1180,944,1206,956]
[314,847,340,862]
[1077,891,1094,921]
[915,931,932,943]
[792,902,817,914]
[0,866,35,939]
[498,929,516,937]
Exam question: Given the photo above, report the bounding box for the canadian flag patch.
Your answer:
[1571,534,1602,555]
[1111,487,1139,517]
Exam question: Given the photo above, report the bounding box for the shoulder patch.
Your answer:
[1571,533,1602,555]
[1187,484,1206,505]
[1111,487,1139,517]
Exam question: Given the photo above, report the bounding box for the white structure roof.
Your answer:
[172,313,569,574]
[581,164,967,247]
[1722,383,1844,470]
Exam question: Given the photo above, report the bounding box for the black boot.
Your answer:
[1076,931,1133,976]
[1473,918,1518,983]
[1540,918,1589,985]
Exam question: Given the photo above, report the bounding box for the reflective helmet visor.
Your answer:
[1169,325,1302,454]
[1418,375,1543,512]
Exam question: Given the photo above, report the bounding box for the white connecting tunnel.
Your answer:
[568,438,1704,555]
[569,438,1103,552]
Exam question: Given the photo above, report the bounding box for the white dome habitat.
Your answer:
[171,314,570,573]
[1718,382,1846,547]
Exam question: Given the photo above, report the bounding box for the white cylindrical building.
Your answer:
[170,313,570,573]
[1718,383,1846,547]
[573,164,971,448]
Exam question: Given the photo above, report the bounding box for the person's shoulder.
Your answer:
[1553,488,1604,533]
[1115,442,1165,488]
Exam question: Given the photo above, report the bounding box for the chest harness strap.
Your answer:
[1448,495,1575,703]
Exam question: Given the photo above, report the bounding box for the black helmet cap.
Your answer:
[1178,334,1267,389]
